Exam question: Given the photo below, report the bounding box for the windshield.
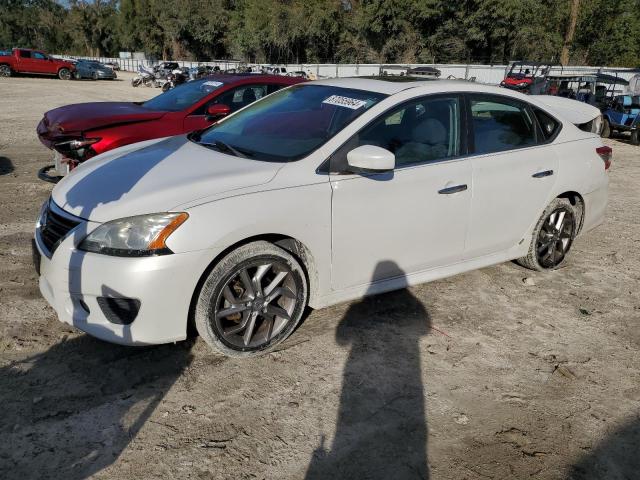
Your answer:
[142,78,225,112]
[193,84,387,162]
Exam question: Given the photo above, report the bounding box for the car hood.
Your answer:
[38,102,166,139]
[533,95,601,124]
[52,136,282,223]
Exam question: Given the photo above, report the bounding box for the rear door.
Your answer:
[16,50,37,73]
[465,94,559,258]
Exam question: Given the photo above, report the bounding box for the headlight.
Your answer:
[56,138,101,150]
[79,212,188,257]
[518,82,528,87]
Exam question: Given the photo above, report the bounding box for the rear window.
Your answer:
[471,96,537,154]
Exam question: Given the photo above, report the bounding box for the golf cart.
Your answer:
[540,73,637,143]
[602,94,640,144]
[500,61,552,94]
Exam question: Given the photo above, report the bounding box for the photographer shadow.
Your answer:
[306,261,431,479]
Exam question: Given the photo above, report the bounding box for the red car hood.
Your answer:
[37,102,166,146]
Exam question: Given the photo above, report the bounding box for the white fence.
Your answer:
[59,55,640,85]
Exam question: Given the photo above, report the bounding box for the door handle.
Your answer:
[532,170,554,178]
[438,184,468,194]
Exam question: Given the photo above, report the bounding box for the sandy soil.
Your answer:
[0,73,638,480]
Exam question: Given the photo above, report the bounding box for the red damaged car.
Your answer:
[37,74,305,182]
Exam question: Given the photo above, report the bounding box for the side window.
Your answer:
[534,108,560,140]
[357,96,461,167]
[19,50,31,58]
[471,96,536,154]
[213,84,269,112]
[32,52,46,60]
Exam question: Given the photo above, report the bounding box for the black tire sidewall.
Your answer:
[529,199,577,271]
[195,242,308,357]
[58,68,70,80]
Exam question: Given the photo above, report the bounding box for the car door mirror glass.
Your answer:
[347,145,395,173]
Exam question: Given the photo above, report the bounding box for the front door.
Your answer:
[330,95,472,290]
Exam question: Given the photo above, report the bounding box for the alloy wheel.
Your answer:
[212,260,298,350]
[59,68,71,80]
[0,65,11,77]
[536,207,575,268]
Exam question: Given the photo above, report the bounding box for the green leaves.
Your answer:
[2,0,639,67]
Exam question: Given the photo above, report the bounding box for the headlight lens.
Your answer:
[79,212,188,257]
[56,138,101,150]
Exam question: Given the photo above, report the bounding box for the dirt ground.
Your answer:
[0,72,639,480]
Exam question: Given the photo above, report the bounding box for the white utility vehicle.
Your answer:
[34,77,610,356]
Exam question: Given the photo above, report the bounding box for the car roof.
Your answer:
[202,74,304,85]
[310,77,528,96]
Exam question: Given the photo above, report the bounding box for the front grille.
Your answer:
[38,200,81,255]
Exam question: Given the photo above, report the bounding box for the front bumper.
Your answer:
[34,223,208,346]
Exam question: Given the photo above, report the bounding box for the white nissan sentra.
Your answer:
[33,77,610,356]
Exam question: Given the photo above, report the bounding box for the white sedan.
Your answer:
[34,77,610,356]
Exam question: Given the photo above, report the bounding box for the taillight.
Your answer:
[596,145,612,170]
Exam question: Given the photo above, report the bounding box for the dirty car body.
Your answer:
[33,78,610,356]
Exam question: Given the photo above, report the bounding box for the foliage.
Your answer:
[1,0,638,66]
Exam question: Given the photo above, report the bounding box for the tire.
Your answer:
[195,241,308,357]
[517,198,578,271]
[92,71,98,80]
[0,65,11,77]
[162,81,171,92]
[58,68,71,80]
[601,118,611,138]
[631,129,639,146]
[131,77,141,87]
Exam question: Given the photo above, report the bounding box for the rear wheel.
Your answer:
[601,118,611,138]
[58,68,71,80]
[0,65,11,77]
[195,241,308,357]
[631,129,639,146]
[517,198,577,271]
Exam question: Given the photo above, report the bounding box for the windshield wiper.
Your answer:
[199,140,252,158]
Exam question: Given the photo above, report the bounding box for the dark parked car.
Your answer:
[103,61,120,71]
[74,59,117,80]
[36,74,306,181]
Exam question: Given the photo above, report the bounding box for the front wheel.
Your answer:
[0,65,11,77]
[131,77,141,87]
[195,241,308,357]
[517,198,577,271]
[58,68,72,80]
[631,129,639,146]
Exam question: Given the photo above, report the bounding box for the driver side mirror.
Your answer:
[205,104,231,122]
[347,145,395,174]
